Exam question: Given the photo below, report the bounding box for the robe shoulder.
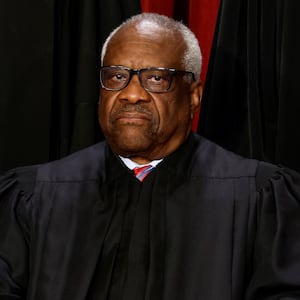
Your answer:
[188,134,290,191]
[0,141,107,195]
[37,141,107,182]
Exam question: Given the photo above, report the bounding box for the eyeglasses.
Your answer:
[100,65,195,93]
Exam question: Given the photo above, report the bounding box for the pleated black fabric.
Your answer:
[198,0,300,172]
[0,0,141,173]
[1,133,300,299]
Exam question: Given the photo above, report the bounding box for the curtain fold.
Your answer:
[0,0,141,173]
[198,0,300,171]
[140,0,174,16]
[0,0,54,173]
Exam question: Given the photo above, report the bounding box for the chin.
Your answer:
[113,127,153,143]
[109,136,152,156]
[117,141,150,154]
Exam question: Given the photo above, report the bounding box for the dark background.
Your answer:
[1,0,300,173]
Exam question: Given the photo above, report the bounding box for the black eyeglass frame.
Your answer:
[99,65,195,93]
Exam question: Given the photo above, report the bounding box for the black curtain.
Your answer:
[198,0,300,172]
[0,0,141,173]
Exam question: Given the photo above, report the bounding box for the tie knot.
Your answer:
[133,165,154,182]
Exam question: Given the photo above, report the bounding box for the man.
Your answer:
[0,12,300,300]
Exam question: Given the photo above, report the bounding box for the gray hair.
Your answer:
[100,13,202,79]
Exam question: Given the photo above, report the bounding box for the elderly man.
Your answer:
[0,13,300,300]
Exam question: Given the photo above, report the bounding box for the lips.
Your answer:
[113,112,151,126]
[111,104,152,124]
[116,111,150,119]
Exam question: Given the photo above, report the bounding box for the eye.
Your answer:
[111,72,128,82]
[101,67,130,90]
[145,73,171,85]
[149,75,163,82]
[103,69,129,87]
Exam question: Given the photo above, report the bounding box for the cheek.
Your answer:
[98,94,114,128]
[156,96,190,127]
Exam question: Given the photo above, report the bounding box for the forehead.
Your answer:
[103,23,186,69]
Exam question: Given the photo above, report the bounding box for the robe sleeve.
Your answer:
[246,164,300,299]
[0,167,36,299]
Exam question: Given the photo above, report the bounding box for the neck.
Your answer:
[128,156,152,165]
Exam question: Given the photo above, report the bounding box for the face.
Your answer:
[98,22,202,164]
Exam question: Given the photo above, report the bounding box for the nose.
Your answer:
[118,75,150,103]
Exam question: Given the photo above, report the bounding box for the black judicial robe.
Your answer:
[1,133,300,300]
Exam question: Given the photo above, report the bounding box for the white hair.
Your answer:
[100,13,202,79]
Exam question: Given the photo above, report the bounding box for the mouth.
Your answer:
[111,104,153,125]
[114,112,151,125]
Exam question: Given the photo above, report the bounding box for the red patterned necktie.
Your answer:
[133,165,155,182]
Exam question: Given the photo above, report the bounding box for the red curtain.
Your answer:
[140,0,220,130]
[140,0,174,16]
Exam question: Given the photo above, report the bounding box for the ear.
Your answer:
[190,80,203,120]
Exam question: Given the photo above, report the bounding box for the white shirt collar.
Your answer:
[119,156,163,170]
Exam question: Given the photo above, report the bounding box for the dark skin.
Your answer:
[98,21,202,164]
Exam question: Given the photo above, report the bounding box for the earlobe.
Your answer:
[190,81,203,119]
